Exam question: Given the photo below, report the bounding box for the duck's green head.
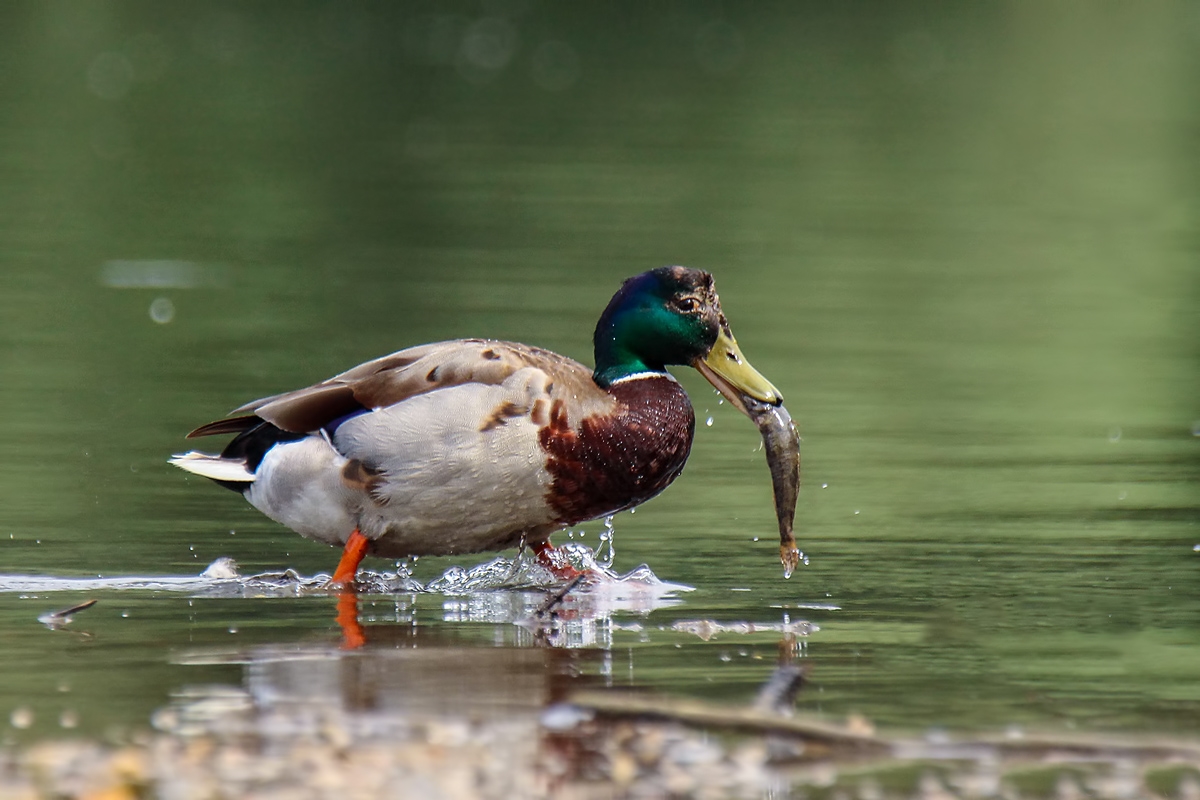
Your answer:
[593,266,782,412]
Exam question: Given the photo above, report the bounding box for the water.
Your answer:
[0,1,1197,755]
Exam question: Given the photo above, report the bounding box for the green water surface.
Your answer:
[0,2,1197,744]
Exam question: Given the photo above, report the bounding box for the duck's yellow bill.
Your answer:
[693,328,782,416]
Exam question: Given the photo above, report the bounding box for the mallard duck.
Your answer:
[171,266,783,585]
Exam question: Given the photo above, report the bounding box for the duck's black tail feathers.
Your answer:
[171,418,308,493]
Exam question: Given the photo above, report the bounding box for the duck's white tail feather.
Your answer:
[169,451,257,483]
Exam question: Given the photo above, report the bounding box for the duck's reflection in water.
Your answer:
[161,587,668,798]
[162,644,560,797]
[153,575,820,798]
[8,560,832,796]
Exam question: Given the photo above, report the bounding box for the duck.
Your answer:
[170,266,783,586]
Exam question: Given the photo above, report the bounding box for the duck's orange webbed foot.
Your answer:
[531,541,586,581]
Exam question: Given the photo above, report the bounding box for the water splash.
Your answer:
[0,559,416,598]
[1,546,684,605]
[670,617,818,641]
[424,556,547,594]
[9,557,693,657]
[594,515,616,569]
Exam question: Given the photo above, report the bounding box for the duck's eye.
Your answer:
[674,297,699,313]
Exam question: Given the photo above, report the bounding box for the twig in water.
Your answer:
[568,690,887,759]
[534,574,585,621]
[38,599,98,629]
[753,663,808,715]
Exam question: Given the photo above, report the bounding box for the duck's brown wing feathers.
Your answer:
[187,339,604,438]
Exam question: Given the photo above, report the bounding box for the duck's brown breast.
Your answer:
[539,375,695,525]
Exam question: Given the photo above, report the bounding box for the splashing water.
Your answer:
[423,556,550,594]
[6,553,693,655]
[671,616,819,641]
[594,516,617,569]
[0,540,681,597]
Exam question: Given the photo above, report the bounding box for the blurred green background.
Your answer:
[0,2,1197,740]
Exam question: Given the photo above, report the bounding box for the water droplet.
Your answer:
[10,707,33,729]
[149,297,175,324]
[59,709,78,729]
[821,483,828,489]
[1108,426,1122,443]
[718,652,732,662]
[751,536,759,542]
[705,416,714,427]
[120,610,130,618]
[1117,490,1127,500]
[853,510,860,515]
[593,516,617,569]
[227,626,238,634]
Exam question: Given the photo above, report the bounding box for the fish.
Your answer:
[744,397,802,577]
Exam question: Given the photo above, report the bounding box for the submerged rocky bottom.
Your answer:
[4,686,1199,800]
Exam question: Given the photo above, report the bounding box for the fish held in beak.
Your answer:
[692,328,800,576]
[743,396,802,577]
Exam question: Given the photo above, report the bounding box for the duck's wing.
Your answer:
[186,339,605,438]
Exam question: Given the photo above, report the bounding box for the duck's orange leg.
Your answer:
[532,541,584,581]
[330,528,370,587]
[335,590,366,649]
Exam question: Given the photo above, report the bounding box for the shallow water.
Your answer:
[0,1,1197,761]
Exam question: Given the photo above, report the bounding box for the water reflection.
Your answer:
[144,599,818,797]
[7,617,1181,800]
[173,635,564,724]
